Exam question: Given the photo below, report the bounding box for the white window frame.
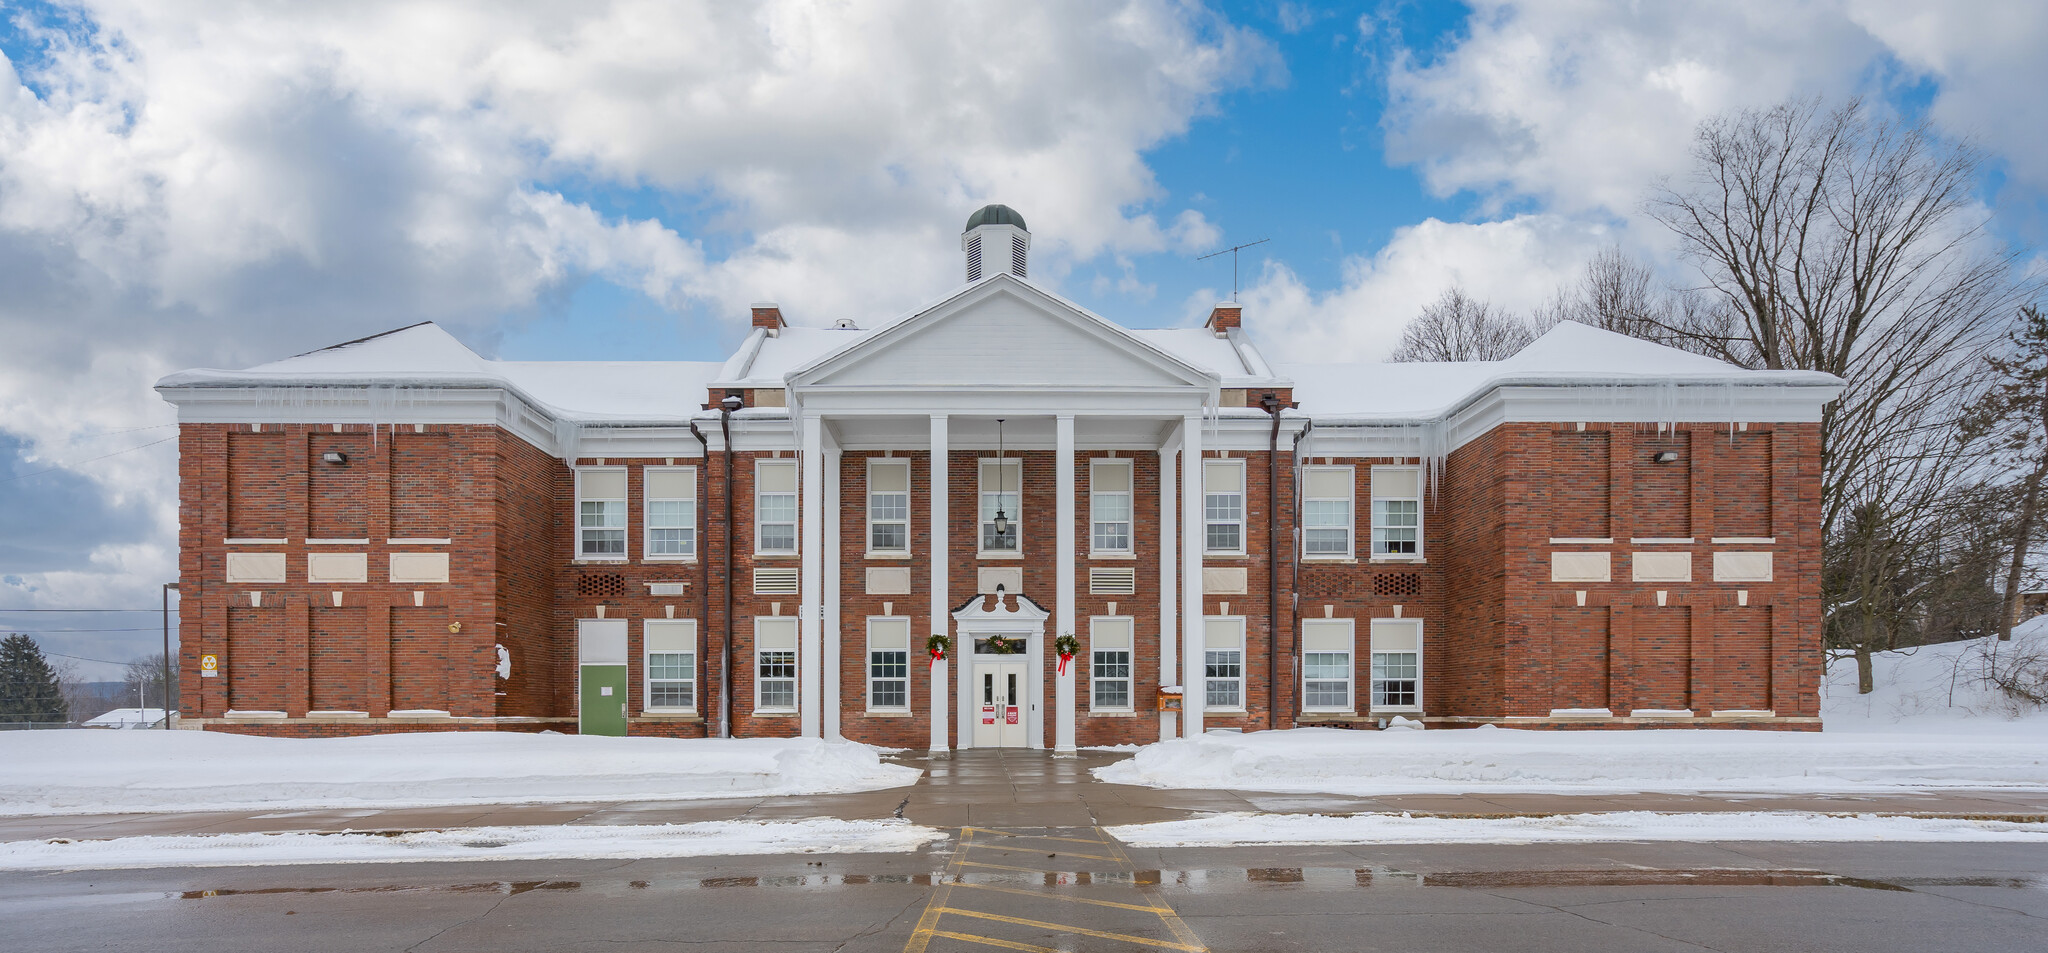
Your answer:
[754,617,799,713]
[1369,618,1423,712]
[643,465,697,561]
[1089,616,1135,712]
[979,458,1022,555]
[866,616,912,712]
[1302,465,1356,559]
[1203,459,1246,556]
[1300,618,1355,713]
[1203,616,1246,711]
[575,467,628,561]
[755,460,799,556]
[1370,465,1423,560]
[1090,459,1134,556]
[643,619,697,713]
[866,459,911,556]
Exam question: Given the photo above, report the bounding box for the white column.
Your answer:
[1054,414,1077,755]
[799,414,825,738]
[1158,436,1179,742]
[1181,414,1206,737]
[928,414,951,753]
[824,444,843,741]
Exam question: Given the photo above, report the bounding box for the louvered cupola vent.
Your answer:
[962,204,1029,282]
[967,235,983,282]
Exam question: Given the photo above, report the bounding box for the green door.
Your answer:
[580,664,628,737]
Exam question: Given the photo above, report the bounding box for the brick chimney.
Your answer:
[1203,301,1242,337]
[750,302,787,337]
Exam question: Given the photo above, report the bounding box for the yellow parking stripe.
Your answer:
[952,880,1176,913]
[1100,830,1207,950]
[971,847,1122,862]
[929,930,1064,953]
[956,859,1120,876]
[962,829,1111,845]
[935,908,1207,951]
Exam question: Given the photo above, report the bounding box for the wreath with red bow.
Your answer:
[1054,633,1081,676]
[925,633,951,667]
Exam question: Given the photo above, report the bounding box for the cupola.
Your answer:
[962,204,1029,281]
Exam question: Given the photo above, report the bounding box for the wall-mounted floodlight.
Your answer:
[321,451,349,465]
[1653,451,1680,464]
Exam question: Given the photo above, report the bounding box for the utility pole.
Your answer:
[162,582,178,730]
[1196,238,1270,302]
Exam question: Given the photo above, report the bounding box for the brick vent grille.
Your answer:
[1089,567,1136,595]
[1372,573,1421,597]
[754,567,800,595]
[578,572,627,597]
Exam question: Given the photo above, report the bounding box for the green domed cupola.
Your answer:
[961,204,1031,282]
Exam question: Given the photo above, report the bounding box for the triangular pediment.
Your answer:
[790,277,1217,391]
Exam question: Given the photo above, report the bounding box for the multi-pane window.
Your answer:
[1301,619,1354,712]
[756,460,798,555]
[1371,466,1422,557]
[1303,466,1355,558]
[1090,617,1134,710]
[644,467,697,559]
[577,468,627,559]
[867,617,911,711]
[644,620,696,710]
[1090,460,1133,553]
[867,460,910,554]
[1370,618,1422,710]
[1203,460,1244,554]
[1203,617,1245,709]
[980,459,1020,552]
[756,617,798,712]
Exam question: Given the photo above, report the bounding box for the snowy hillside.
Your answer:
[1822,617,2048,733]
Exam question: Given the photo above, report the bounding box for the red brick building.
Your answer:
[157,205,1842,745]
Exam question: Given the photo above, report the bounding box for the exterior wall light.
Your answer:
[1653,451,1680,464]
[992,418,1012,537]
[321,451,349,465]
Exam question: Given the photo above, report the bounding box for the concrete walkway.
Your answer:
[6,749,2048,844]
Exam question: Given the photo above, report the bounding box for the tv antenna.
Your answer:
[1197,238,1270,302]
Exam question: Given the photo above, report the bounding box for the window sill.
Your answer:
[1302,556,1357,564]
[1370,707,1423,715]
[750,709,799,718]
[977,552,1024,560]
[1201,708,1248,716]
[1203,553,1248,561]
[1302,708,1359,717]
[573,557,629,565]
[753,552,799,560]
[638,711,700,720]
[1089,552,1136,561]
[1087,709,1139,718]
[1369,556,1425,565]
[643,556,698,564]
[865,551,912,560]
[863,709,914,718]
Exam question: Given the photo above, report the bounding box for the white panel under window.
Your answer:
[978,566,1023,595]
[1714,551,1775,582]
[388,552,450,583]
[1632,551,1693,582]
[306,552,368,583]
[225,553,286,583]
[1202,566,1248,594]
[866,567,912,594]
[1551,552,1612,582]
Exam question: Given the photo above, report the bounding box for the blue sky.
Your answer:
[4,0,2047,676]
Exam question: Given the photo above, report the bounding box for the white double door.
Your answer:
[971,659,1029,748]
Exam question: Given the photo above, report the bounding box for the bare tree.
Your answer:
[1539,246,1677,343]
[124,653,178,711]
[1645,97,2030,691]
[1965,305,2048,641]
[1390,286,1539,362]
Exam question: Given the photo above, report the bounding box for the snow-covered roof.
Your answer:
[84,708,166,728]
[157,323,722,423]
[1283,322,1841,420]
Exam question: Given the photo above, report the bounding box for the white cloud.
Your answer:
[0,1,1272,624]
[1229,215,1611,363]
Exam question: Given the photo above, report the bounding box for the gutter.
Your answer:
[716,402,740,739]
[689,421,713,735]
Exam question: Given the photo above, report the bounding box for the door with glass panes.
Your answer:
[971,660,1028,747]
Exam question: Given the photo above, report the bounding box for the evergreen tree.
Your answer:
[0,633,68,724]
[1965,305,2048,641]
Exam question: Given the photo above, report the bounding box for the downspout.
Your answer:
[1289,419,1313,724]
[717,396,743,738]
[689,421,713,734]
[1261,394,1285,731]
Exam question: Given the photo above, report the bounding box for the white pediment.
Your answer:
[791,277,1217,391]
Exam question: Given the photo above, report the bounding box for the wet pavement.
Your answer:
[6,748,2047,843]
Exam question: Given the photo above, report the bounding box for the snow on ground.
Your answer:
[1822,619,2048,731]
[1097,625,2048,797]
[1107,812,2048,848]
[0,732,920,816]
[0,818,945,870]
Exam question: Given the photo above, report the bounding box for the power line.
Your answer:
[9,627,176,633]
[0,435,176,485]
[0,608,170,613]
[41,650,152,666]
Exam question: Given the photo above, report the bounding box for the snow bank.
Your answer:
[0,733,920,816]
[1094,726,2048,796]
[1108,811,2048,847]
[0,818,944,870]
[1822,619,2048,731]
